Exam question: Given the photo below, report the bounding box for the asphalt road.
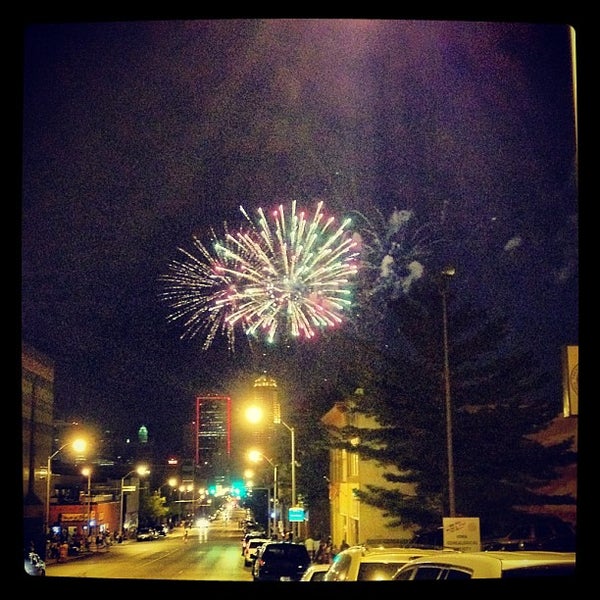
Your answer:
[26,517,254,587]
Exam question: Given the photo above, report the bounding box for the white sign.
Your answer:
[443,517,481,552]
[122,485,136,492]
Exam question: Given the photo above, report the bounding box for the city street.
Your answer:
[37,517,252,583]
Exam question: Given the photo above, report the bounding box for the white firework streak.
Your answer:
[159,202,360,349]
[158,228,248,350]
[222,201,360,343]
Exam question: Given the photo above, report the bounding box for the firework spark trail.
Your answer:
[158,227,254,350]
[227,200,359,343]
[160,201,360,349]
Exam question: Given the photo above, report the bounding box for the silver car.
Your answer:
[392,550,576,579]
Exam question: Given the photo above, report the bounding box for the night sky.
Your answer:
[20,19,579,456]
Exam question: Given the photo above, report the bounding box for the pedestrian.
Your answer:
[304,535,315,561]
[183,529,189,543]
[58,541,69,563]
[315,541,329,564]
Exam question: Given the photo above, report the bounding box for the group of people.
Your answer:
[304,535,349,564]
[44,529,118,561]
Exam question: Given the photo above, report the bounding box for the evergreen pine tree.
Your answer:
[336,276,576,536]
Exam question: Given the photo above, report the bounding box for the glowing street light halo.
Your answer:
[245,405,263,424]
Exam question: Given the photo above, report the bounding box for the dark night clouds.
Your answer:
[21,19,578,453]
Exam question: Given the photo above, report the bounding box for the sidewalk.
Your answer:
[46,540,131,565]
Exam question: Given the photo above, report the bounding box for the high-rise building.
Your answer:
[248,375,278,451]
[22,343,54,552]
[195,395,232,482]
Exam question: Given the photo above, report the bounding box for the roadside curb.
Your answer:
[46,541,132,565]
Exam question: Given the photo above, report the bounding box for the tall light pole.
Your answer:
[277,420,295,509]
[245,405,297,536]
[167,477,178,525]
[440,265,456,517]
[274,417,296,538]
[45,438,87,535]
[248,450,278,536]
[120,465,149,538]
[81,467,92,539]
[178,485,185,523]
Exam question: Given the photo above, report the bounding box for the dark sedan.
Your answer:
[252,541,311,582]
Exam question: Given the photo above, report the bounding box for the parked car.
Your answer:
[243,537,270,566]
[252,541,312,581]
[241,530,267,556]
[482,517,576,552]
[392,550,576,579]
[323,545,450,581]
[405,528,445,549]
[136,527,158,541]
[299,563,331,581]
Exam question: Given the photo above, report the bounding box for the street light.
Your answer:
[274,416,297,538]
[440,265,456,517]
[248,450,278,536]
[246,405,297,536]
[277,420,295,509]
[45,438,87,535]
[81,467,92,539]
[120,465,149,538]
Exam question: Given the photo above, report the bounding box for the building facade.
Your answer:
[22,343,54,553]
[322,345,579,549]
[321,390,414,548]
[195,395,232,486]
[248,375,278,451]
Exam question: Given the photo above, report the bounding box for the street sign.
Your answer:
[288,506,305,522]
[443,517,481,552]
[122,485,136,492]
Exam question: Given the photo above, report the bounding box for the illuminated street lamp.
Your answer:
[440,265,456,517]
[120,465,149,538]
[178,484,186,522]
[81,467,92,538]
[248,450,278,535]
[166,477,178,522]
[246,405,296,537]
[45,438,87,535]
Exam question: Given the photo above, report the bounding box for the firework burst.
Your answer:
[159,201,360,349]
[158,225,253,351]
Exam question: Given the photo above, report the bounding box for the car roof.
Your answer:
[262,541,307,548]
[341,545,451,560]
[244,531,266,539]
[395,550,576,578]
[247,538,270,546]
